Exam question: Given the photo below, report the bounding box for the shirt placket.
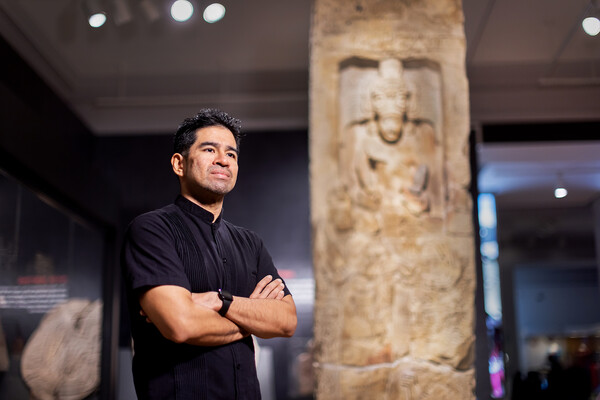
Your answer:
[211,223,229,290]
[212,223,243,399]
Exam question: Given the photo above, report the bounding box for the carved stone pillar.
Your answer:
[309,1,476,398]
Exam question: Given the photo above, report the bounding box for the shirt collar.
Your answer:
[175,195,223,226]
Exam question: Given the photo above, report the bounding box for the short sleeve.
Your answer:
[121,211,191,293]
[255,236,292,297]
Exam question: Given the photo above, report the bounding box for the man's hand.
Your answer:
[191,292,221,312]
[185,275,285,315]
[250,275,285,300]
[189,274,285,311]
[225,274,296,339]
[140,308,152,323]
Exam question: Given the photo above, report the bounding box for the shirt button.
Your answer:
[222,258,227,263]
[236,363,241,370]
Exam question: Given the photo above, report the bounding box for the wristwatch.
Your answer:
[217,289,233,316]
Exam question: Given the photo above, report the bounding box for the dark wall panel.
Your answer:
[0,36,117,226]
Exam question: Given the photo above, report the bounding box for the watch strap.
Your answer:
[218,289,232,316]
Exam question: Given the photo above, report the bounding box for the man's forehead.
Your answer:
[194,126,236,144]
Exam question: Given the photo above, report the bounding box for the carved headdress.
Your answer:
[369,58,409,143]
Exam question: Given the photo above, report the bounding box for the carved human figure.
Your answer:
[370,58,409,145]
[330,58,449,367]
[342,58,443,222]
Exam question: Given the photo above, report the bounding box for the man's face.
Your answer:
[179,125,239,200]
[371,82,406,143]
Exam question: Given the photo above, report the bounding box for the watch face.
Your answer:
[219,289,232,301]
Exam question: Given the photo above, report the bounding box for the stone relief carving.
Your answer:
[337,57,444,224]
[320,56,471,369]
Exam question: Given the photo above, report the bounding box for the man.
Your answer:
[122,108,297,399]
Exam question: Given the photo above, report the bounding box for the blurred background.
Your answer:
[0,0,599,398]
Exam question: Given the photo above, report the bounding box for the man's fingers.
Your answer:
[263,280,285,299]
[250,275,273,299]
[250,275,285,300]
[140,309,152,324]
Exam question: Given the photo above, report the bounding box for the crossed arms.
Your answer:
[139,275,297,346]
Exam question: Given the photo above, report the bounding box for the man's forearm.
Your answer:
[189,276,297,340]
[140,285,249,347]
[182,309,249,346]
[224,295,297,339]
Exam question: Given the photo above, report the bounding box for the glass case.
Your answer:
[0,170,107,399]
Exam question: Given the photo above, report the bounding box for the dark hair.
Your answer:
[173,108,243,156]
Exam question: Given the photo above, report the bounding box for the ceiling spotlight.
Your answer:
[89,13,107,28]
[554,187,568,199]
[171,0,194,22]
[203,3,225,23]
[582,16,600,36]
[554,173,568,199]
[83,0,107,28]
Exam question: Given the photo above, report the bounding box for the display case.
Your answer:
[0,169,112,399]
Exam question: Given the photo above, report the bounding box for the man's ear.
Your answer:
[171,153,185,177]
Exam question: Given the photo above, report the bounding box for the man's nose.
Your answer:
[214,151,230,166]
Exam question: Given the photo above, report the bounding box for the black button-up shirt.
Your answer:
[122,196,290,400]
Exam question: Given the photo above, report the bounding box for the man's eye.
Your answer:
[227,153,237,159]
[204,148,215,152]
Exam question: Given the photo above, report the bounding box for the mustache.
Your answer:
[209,166,231,177]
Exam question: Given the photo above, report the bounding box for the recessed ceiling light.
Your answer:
[582,16,600,36]
[203,3,226,23]
[171,0,194,22]
[83,0,107,28]
[554,187,568,199]
[88,12,107,28]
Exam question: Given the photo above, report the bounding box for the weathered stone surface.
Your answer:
[310,0,475,398]
[315,359,475,400]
